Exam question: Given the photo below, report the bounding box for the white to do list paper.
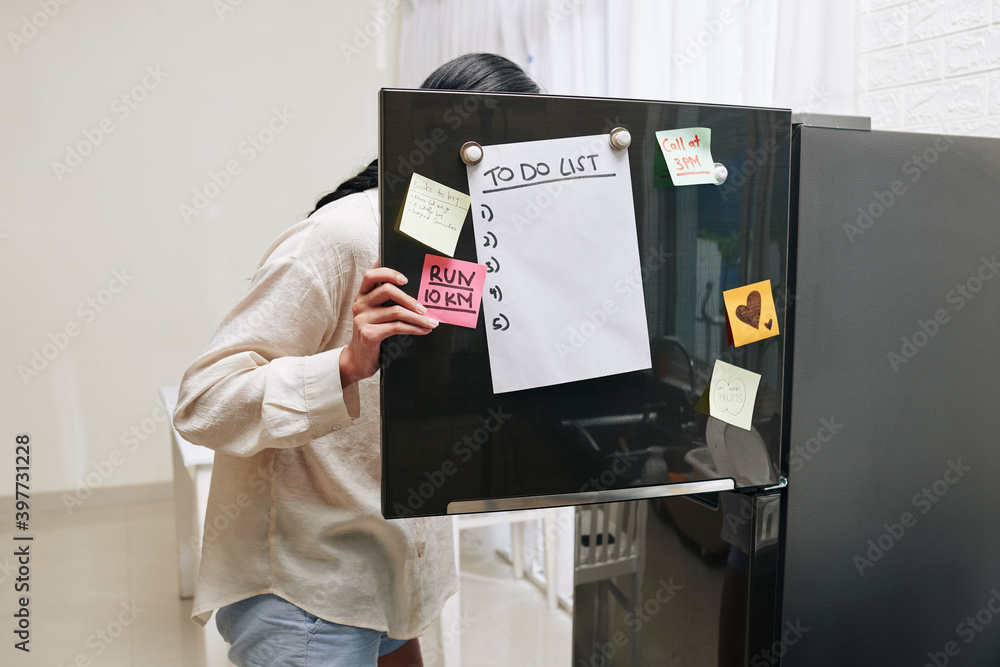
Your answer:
[467,133,652,394]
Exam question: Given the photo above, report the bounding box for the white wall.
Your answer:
[1,0,402,500]
[857,0,1000,134]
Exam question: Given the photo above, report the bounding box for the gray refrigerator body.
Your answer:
[781,126,1000,665]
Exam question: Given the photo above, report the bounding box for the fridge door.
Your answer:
[379,89,793,518]
[571,491,783,666]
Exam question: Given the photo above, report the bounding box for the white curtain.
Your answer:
[399,0,857,113]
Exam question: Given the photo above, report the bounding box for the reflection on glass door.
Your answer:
[572,495,781,666]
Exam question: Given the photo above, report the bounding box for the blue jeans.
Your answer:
[215,594,409,667]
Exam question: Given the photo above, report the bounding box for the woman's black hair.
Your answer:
[418,52,540,96]
[310,53,540,214]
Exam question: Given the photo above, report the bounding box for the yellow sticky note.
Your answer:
[722,279,780,347]
[654,127,718,186]
[397,173,471,257]
[708,360,761,431]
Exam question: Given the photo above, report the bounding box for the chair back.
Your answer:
[574,501,647,586]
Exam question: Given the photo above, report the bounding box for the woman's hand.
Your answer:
[339,264,438,387]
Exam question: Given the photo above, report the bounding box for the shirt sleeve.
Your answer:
[172,254,360,457]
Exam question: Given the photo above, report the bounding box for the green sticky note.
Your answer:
[654,127,719,187]
[694,382,710,416]
[652,139,673,188]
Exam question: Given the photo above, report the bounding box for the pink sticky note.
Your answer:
[417,254,487,328]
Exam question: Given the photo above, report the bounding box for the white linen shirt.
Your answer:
[173,188,458,638]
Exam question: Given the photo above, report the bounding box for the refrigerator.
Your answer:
[377,90,1000,665]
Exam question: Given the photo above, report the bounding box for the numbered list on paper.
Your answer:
[466,134,651,394]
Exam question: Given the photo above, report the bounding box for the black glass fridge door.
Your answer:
[572,492,782,666]
[379,90,791,518]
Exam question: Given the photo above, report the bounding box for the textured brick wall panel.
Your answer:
[857,0,1000,136]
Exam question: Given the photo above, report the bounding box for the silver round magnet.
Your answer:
[460,141,484,165]
[609,127,632,150]
[713,162,728,185]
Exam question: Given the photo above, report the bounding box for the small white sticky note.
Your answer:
[397,173,471,257]
[708,360,761,431]
[654,127,718,186]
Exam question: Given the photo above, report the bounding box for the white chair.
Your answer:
[160,386,215,599]
[574,501,647,667]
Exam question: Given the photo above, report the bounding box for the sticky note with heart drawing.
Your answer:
[722,279,780,347]
[705,360,761,431]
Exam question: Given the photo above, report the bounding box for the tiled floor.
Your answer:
[1,501,232,666]
[0,500,570,666]
[453,525,573,667]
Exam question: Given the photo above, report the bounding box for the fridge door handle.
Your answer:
[446,478,736,514]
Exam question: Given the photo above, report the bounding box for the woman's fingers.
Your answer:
[341,266,440,386]
[356,282,427,315]
[361,303,439,330]
[355,296,438,334]
[352,267,438,338]
[355,267,439,328]
[358,267,407,296]
[347,315,434,382]
[354,268,432,327]
[359,320,437,343]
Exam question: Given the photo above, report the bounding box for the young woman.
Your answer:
[173,54,540,667]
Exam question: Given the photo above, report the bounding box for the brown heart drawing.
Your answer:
[764,319,773,330]
[736,291,761,329]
